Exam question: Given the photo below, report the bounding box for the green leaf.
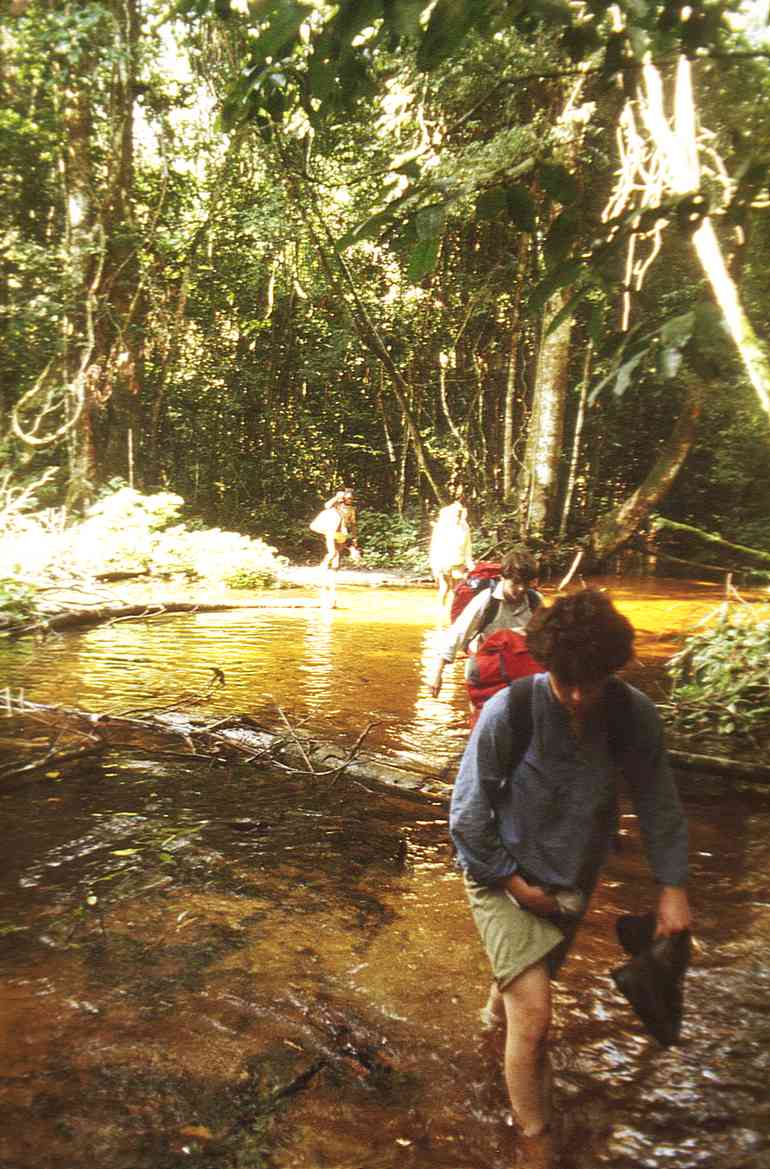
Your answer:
[561,21,602,62]
[602,30,630,79]
[417,0,478,72]
[660,310,695,348]
[246,1,307,70]
[111,848,139,857]
[338,48,373,110]
[176,0,209,15]
[307,53,338,102]
[659,345,683,379]
[407,235,440,282]
[538,162,580,205]
[524,0,573,25]
[415,202,445,241]
[693,300,722,335]
[475,187,508,221]
[334,0,384,44]
[589,347,646,403]
[543,281,591,336]
[528,259,583,314]
[505,184,536,232]
[337,206,396,250]
[543,208,580,264]
[383,0,425,37]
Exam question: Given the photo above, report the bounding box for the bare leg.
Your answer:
[500,960,552,1138]
[480,980,506,1029]
[320,534,338,572]
[320,538,340,606]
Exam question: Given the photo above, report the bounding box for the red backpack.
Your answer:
[449,562,501,624]
[466,629,542,724]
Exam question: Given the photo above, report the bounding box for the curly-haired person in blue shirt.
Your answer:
[449,590,692,1169]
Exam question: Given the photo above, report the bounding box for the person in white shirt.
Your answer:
[429,489,474,613]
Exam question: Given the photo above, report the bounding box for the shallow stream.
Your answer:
[1,577,768,1169]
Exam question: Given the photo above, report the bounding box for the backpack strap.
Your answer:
[506,675,536,773]
[526,588,543,610]
[479,676,535,814]
[480,591,501,632]
[506,673,633,767]
[603,676,635,764]
[479,585,541,640]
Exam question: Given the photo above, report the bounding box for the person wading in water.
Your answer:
[449,590,691,1169]
[429,548,542,723]
[309,487,360,606]
[429,487,474,615]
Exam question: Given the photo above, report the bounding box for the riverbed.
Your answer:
[1,577,768,1169]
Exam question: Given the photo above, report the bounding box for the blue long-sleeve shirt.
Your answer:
[449,673,688,892]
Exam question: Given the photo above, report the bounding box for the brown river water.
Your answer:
[1,576,768,1169]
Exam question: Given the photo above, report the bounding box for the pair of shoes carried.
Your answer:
[611,912,691,1047]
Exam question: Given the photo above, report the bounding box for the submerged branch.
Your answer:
[3,696,769,790]
[2,697,447,798]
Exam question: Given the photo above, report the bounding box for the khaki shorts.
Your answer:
[464,874,573,989]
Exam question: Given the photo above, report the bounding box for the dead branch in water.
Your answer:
[0,694,414,794]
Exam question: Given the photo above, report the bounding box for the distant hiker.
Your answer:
[309,487,360,587]
[429,488,474,612]
[310,492,346,573]
[429,548,542,719]
[449,590,691,1169]
[332,487,360,562]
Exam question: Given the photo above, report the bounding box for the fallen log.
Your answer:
[3,698,769,792]
[0,698,455,802]
[667,747,770,782]
[652,517,770,566]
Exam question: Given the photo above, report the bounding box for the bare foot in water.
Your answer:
[515,1127,556,1169]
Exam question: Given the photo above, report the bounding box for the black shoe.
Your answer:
[611,912,691,1047]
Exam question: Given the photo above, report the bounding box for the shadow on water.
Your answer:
[1,578,769,1168]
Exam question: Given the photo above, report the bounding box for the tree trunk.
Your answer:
[589,378,703,561]
[652,517,770,565]
[519,288,572,536]
[502,235,529,501]
[62,46,99,509]
[558,338,592,539]
[93,0,144,484]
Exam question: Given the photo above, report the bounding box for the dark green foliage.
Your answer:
[0,579,40,625]
[3,0,768,564]
[665,610,770,744]
[357,510,429,571]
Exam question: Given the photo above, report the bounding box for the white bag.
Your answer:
[309,507,341,536]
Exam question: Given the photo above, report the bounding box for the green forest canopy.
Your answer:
[2,0,770,568]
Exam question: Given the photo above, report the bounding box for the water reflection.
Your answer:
[299,607,336,707]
